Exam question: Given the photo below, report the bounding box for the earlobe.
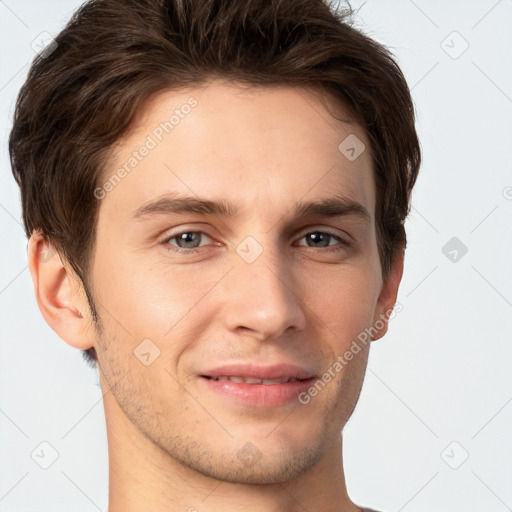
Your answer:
[27,230,94,350]
[371,248,405,342]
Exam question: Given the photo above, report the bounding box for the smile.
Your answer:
[204,376,301,384]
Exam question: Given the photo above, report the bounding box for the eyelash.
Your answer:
[161,229,351,255]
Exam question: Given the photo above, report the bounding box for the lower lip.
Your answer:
[200,376,316,407]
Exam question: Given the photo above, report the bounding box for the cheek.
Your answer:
[303,263,380,344]
[92,253,225,343]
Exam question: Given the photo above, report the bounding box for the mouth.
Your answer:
[198,362,317,406]
[201,375,306,384]
[199,375,316,407]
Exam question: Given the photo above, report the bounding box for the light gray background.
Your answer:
[1,1,511,511]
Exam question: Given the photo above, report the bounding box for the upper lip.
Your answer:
[200,363,316,380]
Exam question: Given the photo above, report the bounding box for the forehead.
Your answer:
[99,79,375,225]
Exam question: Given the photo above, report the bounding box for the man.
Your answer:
[9,0,421,510]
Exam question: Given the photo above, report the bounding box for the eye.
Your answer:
[164,231,213,253]
[161,229,350,256]
[296,231,350,251]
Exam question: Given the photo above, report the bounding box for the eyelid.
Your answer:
[296,225,348,238]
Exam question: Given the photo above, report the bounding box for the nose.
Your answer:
[220,242,307,341]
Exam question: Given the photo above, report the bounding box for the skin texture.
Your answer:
[28,78,403,512]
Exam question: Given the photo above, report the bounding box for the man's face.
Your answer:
[89,80,395,484]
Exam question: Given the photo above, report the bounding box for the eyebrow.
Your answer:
[132,192,371,223]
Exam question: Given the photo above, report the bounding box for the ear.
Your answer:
[27,230,95,350]
[371,247,404,342]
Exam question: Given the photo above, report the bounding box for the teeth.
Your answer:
[262,378,287,384]
[209,376,299,384]
[245,378,263,384]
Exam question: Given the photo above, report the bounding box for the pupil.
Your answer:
[178,232,199,248]
[309,232,328,247]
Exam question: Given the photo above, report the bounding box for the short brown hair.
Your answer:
[9,0,421,369]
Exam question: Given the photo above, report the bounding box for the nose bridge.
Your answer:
[245,240,288,298]
[223,234,306,340]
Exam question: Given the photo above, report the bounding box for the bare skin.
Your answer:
[28,78,403,512]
